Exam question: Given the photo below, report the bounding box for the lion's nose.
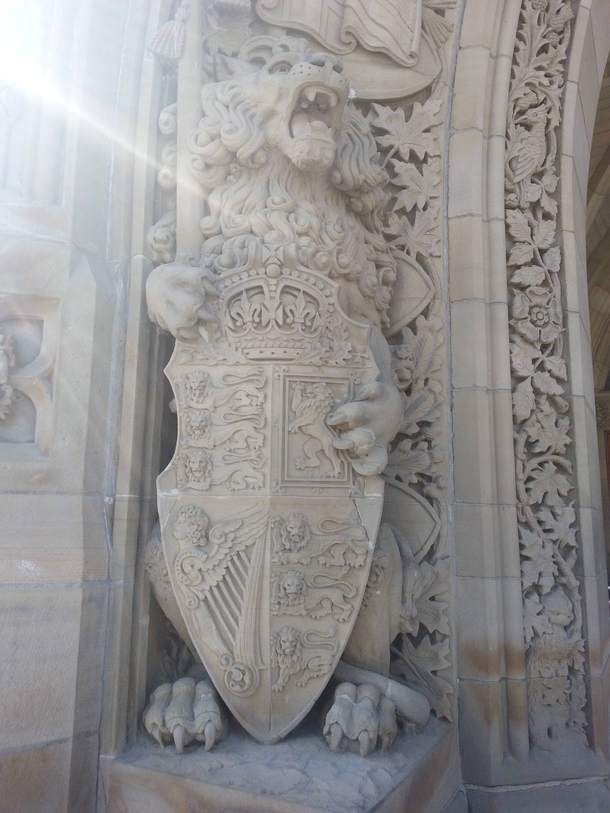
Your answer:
[308,53,343,74]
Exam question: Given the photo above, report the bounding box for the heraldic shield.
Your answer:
[157,266,384,744]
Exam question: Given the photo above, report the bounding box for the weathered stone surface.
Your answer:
[105,717,458,813]
[2,0,610,810]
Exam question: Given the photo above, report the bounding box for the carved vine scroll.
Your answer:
[505,0,586,749]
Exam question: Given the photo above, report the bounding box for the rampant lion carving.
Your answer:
[289,382,342,476]
[144,35,431,757]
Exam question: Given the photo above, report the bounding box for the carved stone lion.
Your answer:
[144,36,431,756]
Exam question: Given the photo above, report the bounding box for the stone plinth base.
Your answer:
[103,717,460,813]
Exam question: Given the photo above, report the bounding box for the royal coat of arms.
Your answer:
[157,267,384,742]
[145,32,423,747]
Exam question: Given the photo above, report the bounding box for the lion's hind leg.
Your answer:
[295,436,324,471]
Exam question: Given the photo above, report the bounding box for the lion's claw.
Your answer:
[323,682,397,756]
[327,381,403,476]
[143,677,228,753]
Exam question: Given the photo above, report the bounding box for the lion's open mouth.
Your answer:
[289,86,341,140]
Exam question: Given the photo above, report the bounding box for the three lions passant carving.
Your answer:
[145,35,431,756]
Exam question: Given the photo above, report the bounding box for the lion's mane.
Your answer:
[186,39,396,327]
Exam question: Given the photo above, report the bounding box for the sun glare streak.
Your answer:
[0,0,204,199]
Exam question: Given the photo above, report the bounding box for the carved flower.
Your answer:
[531,0,548,9]
[511,286,562,344]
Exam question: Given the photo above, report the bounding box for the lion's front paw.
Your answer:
[146,262,219,340]
[327,382,403,476]
[323,682,398,757]
[143,677,228,753]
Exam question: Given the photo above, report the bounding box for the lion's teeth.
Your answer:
[328,95,337,108]
[305,88,317,102]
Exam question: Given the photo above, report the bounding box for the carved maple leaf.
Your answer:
[386,208,441,258]
[391,159,441,212]
[520,526,557,593]
[400,315,444,381]
[525,461,572,507]
[394,636,453,720]
[536,505,577,551]
[407,558,451,637]
[386,437,437,483]
[523,397,570,454]
[372,100,442,161]
[523,593,552,644]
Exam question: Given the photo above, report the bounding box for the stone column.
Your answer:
[0,1,151,809]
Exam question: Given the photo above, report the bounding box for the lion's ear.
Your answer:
[206,51,258,81]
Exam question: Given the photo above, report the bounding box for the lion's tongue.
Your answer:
[291,111,331,138]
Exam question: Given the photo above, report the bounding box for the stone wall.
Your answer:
[0,1,609,811]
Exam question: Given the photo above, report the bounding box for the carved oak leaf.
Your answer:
[520,527,558,594]
[372,100,442,162]
[513,376,536,422]
[525,461,572,507]
[523,397,570,454]
[386,208,441,258]
[391,159,441,213]
[523,593,552,645]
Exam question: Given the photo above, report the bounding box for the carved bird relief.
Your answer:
[507,105,548,207]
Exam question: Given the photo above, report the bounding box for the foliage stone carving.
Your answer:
[505,0,586,749]
[371,96,452,720]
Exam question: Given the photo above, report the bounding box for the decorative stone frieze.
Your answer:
[505,0,585,749]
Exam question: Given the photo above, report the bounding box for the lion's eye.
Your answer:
[270,61,292,74]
